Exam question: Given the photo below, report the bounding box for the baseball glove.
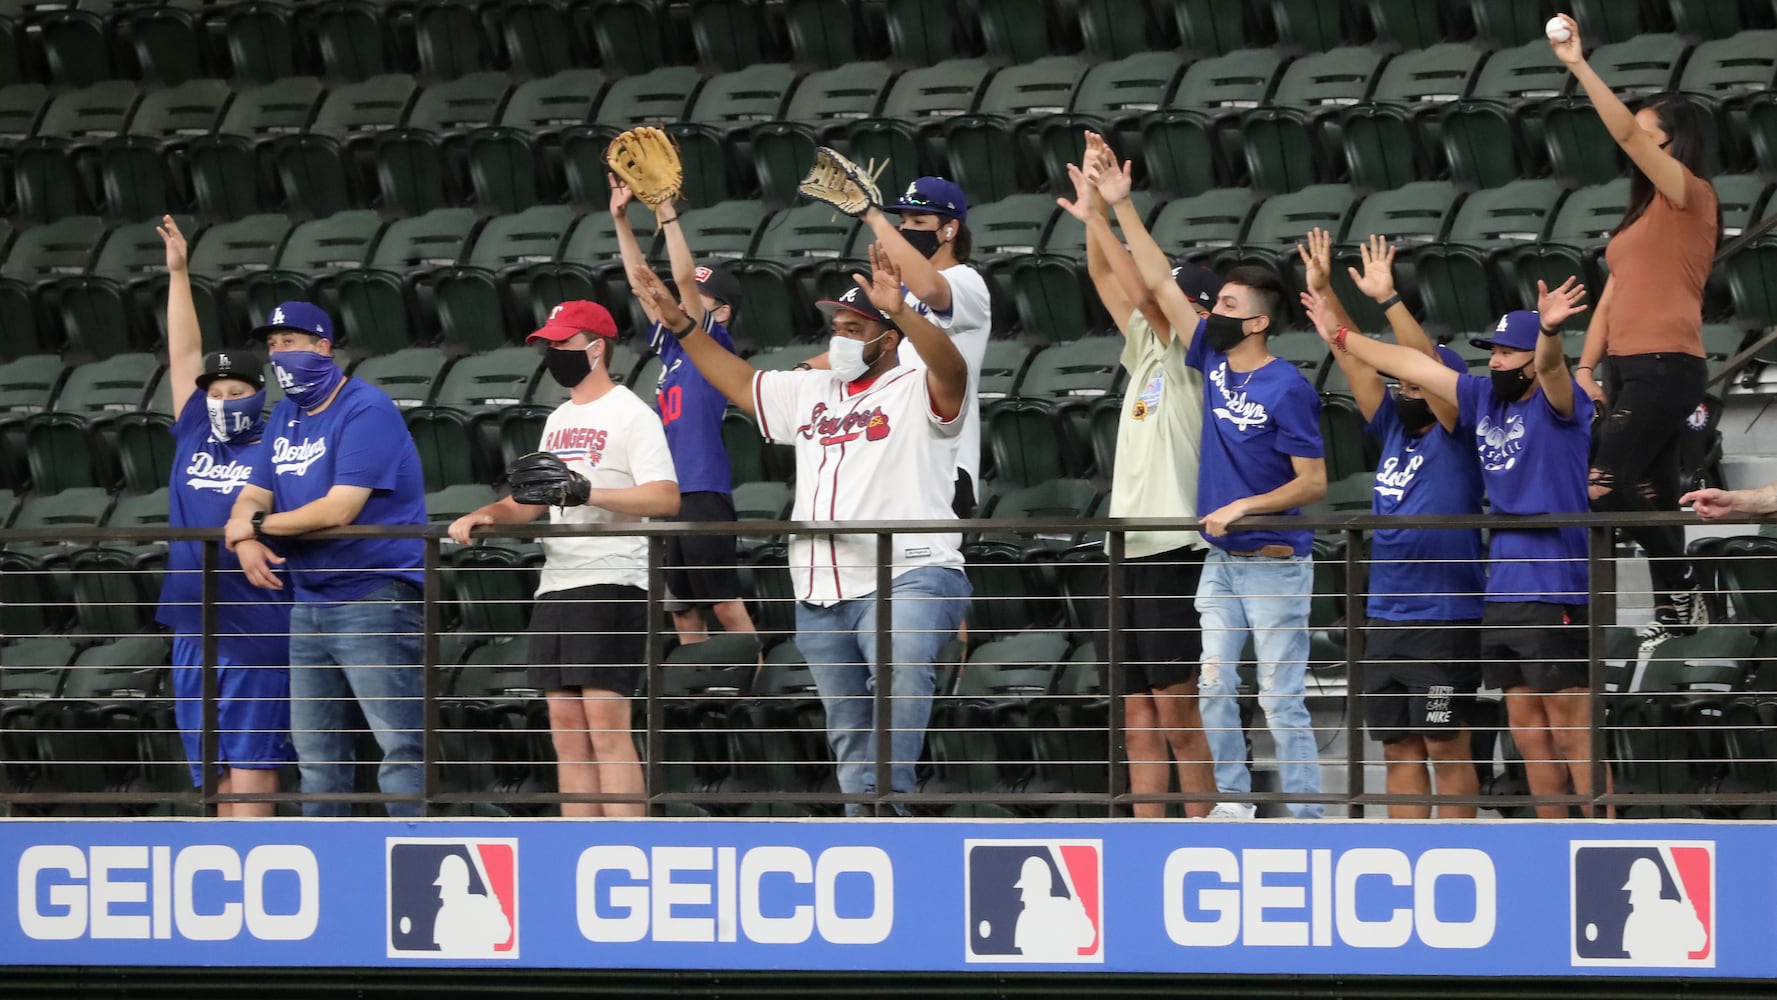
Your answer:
[798,146,886,218]
[605,126,683,208]
[507,452,591,507]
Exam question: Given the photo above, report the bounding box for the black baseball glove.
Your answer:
[506,451,591,507]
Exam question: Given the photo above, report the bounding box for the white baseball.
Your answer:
[1546,16,1572,42]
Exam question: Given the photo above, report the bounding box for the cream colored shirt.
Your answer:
[1110,312,1206,558]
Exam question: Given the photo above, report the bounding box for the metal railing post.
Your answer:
[421,537,442,817]
[1587,524,1608,818]
[1343,528,1364,819]
[199,538,220,818]
[1105,529,1126,817]
[873,533,893,817]
[645,534,666,817]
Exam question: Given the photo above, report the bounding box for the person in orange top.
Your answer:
[1549,13,1721,650]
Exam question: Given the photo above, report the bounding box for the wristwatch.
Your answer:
[250,509,267,538]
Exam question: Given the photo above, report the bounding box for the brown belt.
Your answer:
[1227,544,1295,558]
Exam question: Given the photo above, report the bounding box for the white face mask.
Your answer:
[828,332,888,381]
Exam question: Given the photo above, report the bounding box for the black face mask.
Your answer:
[1489,362,1535,402]
[900,227,944,259]
[1202,313,1257,353]
[1395,393,1434,430]
[545,344,595,388]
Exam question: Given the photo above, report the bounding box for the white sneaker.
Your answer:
[1207,802,1257,820]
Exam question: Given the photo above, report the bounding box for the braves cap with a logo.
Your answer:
[195,350,265,391]
[528,300,619,342]
[694,262,743,311]
[815,284,896,328]
[1171,262,1223,309]
[885,176,968,222]
[250,301,333,342]
[1470,310,1543,352]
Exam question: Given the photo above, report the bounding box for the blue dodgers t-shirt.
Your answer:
[647,312,734,495]
[1455,373,1595,605]
[248,377,426,603]
[157,394,293,642]
[1186,327,1323,555]
[1364,392,1486,622]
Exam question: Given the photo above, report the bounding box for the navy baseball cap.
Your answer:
[195,350,265,391]
[815,284,895,327]
[1469,310,1542,352]
[695,263,743,311]
[251,301,333,343]
[1172,262,1223,310]
[885,176,968,222]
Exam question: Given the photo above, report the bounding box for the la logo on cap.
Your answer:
[217,353,230,367]
[1497,314,1510,331]
[270,307,284,325]
[904,181,919,198]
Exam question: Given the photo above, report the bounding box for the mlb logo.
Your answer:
[1570,840,1713,969]
[963,840,1103,964]
[387,838,519,960]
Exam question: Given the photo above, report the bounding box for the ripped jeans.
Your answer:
[1194,549,1322,818]
[1589,352,1707,595]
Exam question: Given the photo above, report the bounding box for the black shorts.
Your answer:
[952,467,976,519]
[1480,601,1590,693]
[1364,618,1484,743]
[527,584,647,694]
[1122,547,1206,689]
[665,491,743,606]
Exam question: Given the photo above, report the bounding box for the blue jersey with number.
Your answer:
[647,312,734,495]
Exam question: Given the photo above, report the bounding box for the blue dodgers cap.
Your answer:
[1171,261,1223,309]
[885,176,968,222]
[1469,310,1542,352]
[251,301,333,343]
[1435,343,1468,373]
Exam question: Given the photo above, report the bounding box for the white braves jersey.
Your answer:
[534,385,679,597]
[894,263,991,485]
[752,365,964,606]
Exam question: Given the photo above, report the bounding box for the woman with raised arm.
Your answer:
[152,215,292,816]
[1550,12,1720,649]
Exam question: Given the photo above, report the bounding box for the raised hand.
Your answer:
[1536,276,1590,329]
[608,171,633,216]
[157,214,188,273]
[1094,151,1134,205]
[1299,288,1339,343]
[855,243,907,317]
[1547,12,1583,67]
[1295,226,1334,292]
[1057,161,1097,222]
[1348,234,1397,302]
[630,266,689,330]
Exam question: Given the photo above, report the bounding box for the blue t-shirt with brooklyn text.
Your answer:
[1455,373,1594,605]
[1186,327,1323,556]
[1364,392,1486,621]
[247,377,426,603]
[157,394,292,644]
[647,311,734,495]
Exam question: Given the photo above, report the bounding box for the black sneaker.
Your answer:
[1637,607,1686,652]
[1674,582,1709,629]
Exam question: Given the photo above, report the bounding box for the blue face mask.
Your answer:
[271,350,344,410]
[206,391,266,443]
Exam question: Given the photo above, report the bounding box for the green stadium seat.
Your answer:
[430,484,500,525]
[242,210,385,332]
[1241,47,1383,195]
[432,204,579,352]
[882,0,971,66]
[1171,0,1274,55]
[1540,35,1688,186]
[0,487,112,634]
[1269,0,1357,51]
[113,376,176,495]
[24,353,161,492]
[1670,0,1761,39]
[90,80,229,219]
[466,69,608,213]
[1318,391,1378,482]
[1568,0,1655,45]
[1366,0,1459,49]
[732,478,791,550]
[303,0,390,82]
[1041,191,1158,258]
[373,72,512,216]
[782,0,866,70]
[0,636,73,793]
[1148,186,1257,269]
[729,204,859,346]
[1032,51,1185,192]
[975,0,1066,64]
[532,203,654,333]
[13,81,139,222]
[595,65,701,129]
[223,1,301,85]
[1413,178,1562,332]
[186,77,326,222]
[1339,42,1484,191]
[1438,40,1566,188]
[750,61,892,206]
[499,0,579,77]
[35,7,111,87]
[1140,48,1284,196]
[1229,184,1357,310]
[940,55,1087,202]
[0,215,106,357]
[57,216,199,358]
[1077,0,1171,59]
[415,0,498,78]
[160,213,292,350]
[270,74,418,218]
[690,0,780,72]
[1313,181,1459,332]
[1508,179,1628,312]
[334,207,478,356]
[1002,251,1095,343]
[406,347,543,488]
[0,13,16,89]
[0,354,68,489]
[1467,0,1545,46]
[0,82,49,143]
[1680,32,1777,173]
[1267,331,1328,388]
[1723,227,1777,327]
[669,63,799,204]
[969,194,1060,334]
[580,0,682,75]
[69,487,170,637]
[845,58,991,199]
[351,347,449,410]
[34,636,171,802]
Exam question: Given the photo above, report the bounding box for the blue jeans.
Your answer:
[1194,549,1322,818]
[793,566,970,815]
[288,579,424,817]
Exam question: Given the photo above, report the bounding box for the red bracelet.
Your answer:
[1333,326,1350,352]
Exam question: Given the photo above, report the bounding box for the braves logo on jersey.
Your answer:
[1571,840,1713,968]
[963,840,1103,964]
[796,402,893,446]
[387,838,519,960]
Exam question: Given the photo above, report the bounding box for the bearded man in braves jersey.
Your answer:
[630,245,971,816]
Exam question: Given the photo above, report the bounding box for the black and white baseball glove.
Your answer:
[506,452,590,507]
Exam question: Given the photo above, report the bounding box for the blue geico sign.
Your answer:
[0,821,1770,976]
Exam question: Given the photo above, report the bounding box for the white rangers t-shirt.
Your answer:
[893,263,992,486]
[533,384,679,597]
[751,364,964,606]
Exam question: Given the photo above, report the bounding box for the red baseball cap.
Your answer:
[528,300,618,343]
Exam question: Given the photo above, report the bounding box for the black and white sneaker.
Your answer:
[1674,583,1710,630]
